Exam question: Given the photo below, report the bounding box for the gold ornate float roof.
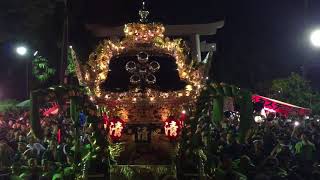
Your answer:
[74,3,206,119]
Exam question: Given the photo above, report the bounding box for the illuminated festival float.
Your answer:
[73,3,207,178]
[28,2,308,180]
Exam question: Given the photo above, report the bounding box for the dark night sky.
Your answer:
[1,0,320,100]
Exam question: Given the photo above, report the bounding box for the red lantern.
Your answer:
[109,117,125,141]
[164,116,181,140]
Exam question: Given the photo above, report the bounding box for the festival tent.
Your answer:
[0,100,18,112]
[16,99,31,108]
[252,95,311,117]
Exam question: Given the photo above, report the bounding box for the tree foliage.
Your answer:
[32,55,56,82]
[270,72,320,114]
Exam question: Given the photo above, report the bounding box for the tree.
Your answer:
[32,55,56,83]
[270,72,320,114]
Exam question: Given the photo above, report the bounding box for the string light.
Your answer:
[72,13,206,119]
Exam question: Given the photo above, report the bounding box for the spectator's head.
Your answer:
[6,129,14,139]
[28,158,37,167]
[220,132,227,141]
[240,155,252,169]
[254,174,270,180]
[221,154,233,170]
[8,120,13,127]
[208,155,220,169]
[48,140,57,150]
[28,136,35,144]
[0,128,7,141]
[14,131,20,140]
[227,133,235,144]
[20,124,26,132]
[18,142,27,152]
[300,132,311,142]
[253,140,263,151]
[41,159,50,171]
[18,135,25,142]
[264,157,279,169]
[225,171,240,180]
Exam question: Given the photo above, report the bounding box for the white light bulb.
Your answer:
[16,46,27,56]
[310,29,320,47]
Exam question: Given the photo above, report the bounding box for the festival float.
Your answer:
[28,2,256,180]
[73,3,206,178]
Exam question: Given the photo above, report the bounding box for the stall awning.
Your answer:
[252,95,311,117]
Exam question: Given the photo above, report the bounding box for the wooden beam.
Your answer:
[85,21,224,37]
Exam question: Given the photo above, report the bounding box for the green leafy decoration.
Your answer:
[120,166,135,179]
[109,143,125,160]
[32,55,55,82]
[66,48,76,76]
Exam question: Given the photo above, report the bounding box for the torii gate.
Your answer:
[85,20,224,62]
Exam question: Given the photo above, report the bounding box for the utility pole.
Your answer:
[59,0,69,84]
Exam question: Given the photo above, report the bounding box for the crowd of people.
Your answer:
[207,116,320,180]
[1,106,320,180]
[0,109,81,179]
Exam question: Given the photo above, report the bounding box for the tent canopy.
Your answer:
[252,95,311,117]
[16,99,31,108]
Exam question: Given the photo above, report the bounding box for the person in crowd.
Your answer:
[295,132,316,163]
[222,133,244,160]
[215,154,247,180]
[42,140,57,162]
[250,139,266,166]
[236,155,255,179]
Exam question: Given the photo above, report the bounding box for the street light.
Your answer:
[310,29,320,48]
[15,45,37,99]
[16,46,28,56]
